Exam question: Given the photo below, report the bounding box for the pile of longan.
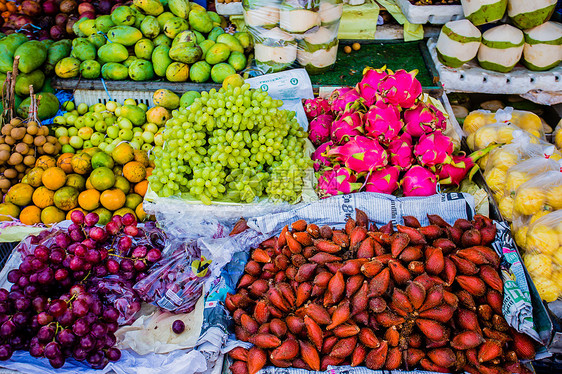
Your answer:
[0,118,61,194]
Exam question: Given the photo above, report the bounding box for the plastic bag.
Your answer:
[522,210,562,303]
[466,122,526,151]
[88,275,142,325]
[244,0,343,75]
[554,118,562,150]
[463,107,544,136]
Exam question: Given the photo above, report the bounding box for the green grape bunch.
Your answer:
[148,83,311,204]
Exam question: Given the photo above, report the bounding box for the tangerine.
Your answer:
[66,174,86,190]
[42,167,67,190]
[85,177,94,190]
[27,167,45,187]
[134,180,148,197]
[78,189,101,211]
[123,161,146,183]
[125,193,143,210]
[90,167,116,191]
[133,149,149,167]
[0,202,20,221]
[53,186,79,211]
[32,187,55,208]
[19,206,41,225]
[7,183,34,206]
[112,143,134,165]
[82,147,100,157]
[92,207,112,225]
[35,155,56,169]
[56,153,74,173]
[91,151,114,169]
[100,188,126,210]
[114,176,131,194]
[71,153,92,175]
[135,203,147,221]
[41,206,65,225]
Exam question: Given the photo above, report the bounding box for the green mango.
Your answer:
[72,37,90,48]
[163,17,189,39]
[205,42,230,65]
[41,39,54,49]
[157,12,175,28]
[129,59,154,81]
[216,34,244,53]
[73,18,87,37]
[207,27,224,42]
[80,60,101,79]
[72,41,97,62]
[107,26,143,46]
[55,57,81,78]
[42,77,55,94]
[228,51,247,71]
[153,34,172,48]
[134,13,146,29]
[207,11,221,26]
[0,34,28,73]
[153,89,180,109]
[135,39,154,60]
[79,19,97,37]
[111,6,136,26]
[165,62,189,82]
[189,9,213,34]
[123,56,138,68]
[193,31,205,44]
[15,41,47,73]
[133,0,164,16]
[98,43,129,63]
[15,70,45,97]
[189,61,211,83]
[211,63,236,84]
[180,91,201,107]
[151,45,172,77]
[234,32,253,51]
[169,43,202,64]
[45,40,72,75]
[168,0,190,19]
[88,34,106,49]
[140,16,160,39]
[101,63,129,80]
[172,30,197,47]
[120,105,147,125]
[199,40,215,58]
[18,92,59,120]
[95,15,115,33]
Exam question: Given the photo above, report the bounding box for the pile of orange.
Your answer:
[0,143,152,225]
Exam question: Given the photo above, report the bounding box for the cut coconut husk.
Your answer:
[478,24,525,72]
[508,0,556,29]
[436,19,482,68]
[461,0,507,26]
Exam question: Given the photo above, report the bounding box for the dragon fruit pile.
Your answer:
[307,66,475,197]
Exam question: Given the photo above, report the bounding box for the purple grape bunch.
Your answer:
[0,211,164,369]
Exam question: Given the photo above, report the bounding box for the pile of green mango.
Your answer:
[0,33,67,120]
[55,0,253,84]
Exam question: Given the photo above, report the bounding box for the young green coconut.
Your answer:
[508,0,557,29]
[279,0,321,34]
[243,0,281,28]
[254,27,297,73]
[297,27,339,74]
[436,19,482,68]
[477,24,525,72]
[460,0,507,26]
[523,21,562,71]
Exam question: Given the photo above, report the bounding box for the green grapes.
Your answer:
[148,83,311,204]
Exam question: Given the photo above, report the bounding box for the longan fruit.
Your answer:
[0,144,9,152]
[1,124,12,136]
[37,146,44,155]
[352,42,361,51]
[0,177,11,189]
[0,150,9,162]
[3,168,16,179]
[10,118,21,126]
[344,45,352,54]
[26,148,34,155]
[27,121,38,128]
[41,126,49,136]
[14,163,26,172]
[23,155,35,166]
[15,143,28,154]
[53,143,62,154]
[43,142,55,155]
[22,134,33,145]
[10,127,26,140]
[46,136,57,144]
[4,136,15,146]
[8,152,23,165]
[34,135,46,147]
[26,124,38,135]
[0,136,4,144]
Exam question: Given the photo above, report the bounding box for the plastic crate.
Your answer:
[73,89,153,107]
[396,0,464,24]
[0,242,16,272]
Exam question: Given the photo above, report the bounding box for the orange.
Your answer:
[0,202,20,222]
[7,183,34,206]
[32,186,55,208]
[123,161,146,183]
[134,180,148,197]
[27,167,45,187]
[85,177,94,190]
[35,155,56,169]
[90,167,116,190]
[112,143,134,165]
[66,208,87,221]
[145,167,153,177]
[135,203,147,221]
[41,206,65,225]
[125,193,142,210]
[71,153,92,175]
[82,147,100,158]
[53,187,79,211]
[113,165,123,176]
[100,188,126,210]
[92,207,112,225]
[114,176,130,194]
[42,167,67,190]
[57,153,75,173]
[66,174,86,190]
[113,207,135,219]
[78,189,101,211]
[133,149,149,167]
[19,206,41,225]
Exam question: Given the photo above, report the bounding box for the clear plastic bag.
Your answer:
[554,119,562,150]
[463,107,544,136]
[244,0,343,75]
[521,210,562,303]
[466,122,524,151]
[88,275,142,325]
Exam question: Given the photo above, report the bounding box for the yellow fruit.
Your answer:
[527,129,542,139]
[496,125,515,144]
[134,180,148,197]
[112,143,134,165]
[133,150,149,167]
[532,277,559,302]
[92,207,112,225]
[125,193,143,210]
[123,161,146,183]
[491,151,518,171]
[505,171,530,194]
[530,210,551,225]
[40,206,65,225]
[56,153,75,174]
[514,187,546,216]
[90,167,116,191]
[114,176,131,194]
[463,111,491,134]
[135,203,146,221]
[474,127,498,149]
[35,155,56,169]
[78,189,101,211]
[53,186,79,211]
[498,196,514,221]
[7,183,34,207]
[85,177,94,190]
[113,207,135,219]
[66,174,86,190]
[527,224,559,255]
[19,205,41,225]
[32,187,55,208]
[555,128,562,149]
[551,151,562,161]
[27,167,45,187]
[484,168,506,193]
[547,185,562,210]
[524,253,553,278]
[466,133,476,151]
[552,247,562,267]
[477,154,489,170]
[100,188,126,210]
[0,202,20,221]
[514,226,528,248]
[42,167,67,190]
[71,153,92,175]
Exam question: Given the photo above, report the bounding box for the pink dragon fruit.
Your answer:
[327,135,388,173]
[329,87,361,114]
[317,165,362,197]
[403,102,440,137]
[402,165,438,196]
[414,130,454,168]
[437,154,473,186]
[387,132,414,170]
[356,66,388,107]
[379,69,422,109]
[429,104,447,130]
[304,97,332,120]
[308,114,333,146]
[312,141,332,171]
[331,110,363,144]
[365,166,400,194]
[364,96,403,145]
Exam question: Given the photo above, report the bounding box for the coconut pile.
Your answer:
[436,0,561,72]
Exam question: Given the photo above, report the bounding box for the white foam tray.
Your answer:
[427,38,562,94]
[396,0,464,24]
[215,1,243,16]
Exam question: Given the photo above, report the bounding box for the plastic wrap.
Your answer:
[554,119,562,150]
[522,210,562,303]
[244,0,343,75]
[463,107,544,136]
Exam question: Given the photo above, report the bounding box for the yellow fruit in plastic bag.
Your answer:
[529,136,540,145]
[527,129,542,139]
[497,125,515,144]
[547,185,562,210]
[527,224,559,254]
[524,253,553,277]
[505,171,530,194]
[490,150,518,171]
[498,196,514,221]
[477,154,489,170]
[552,247,562,266]
[463,111,492,134]
[474,127,498,149]
[551,271,562,294]
[532,277,559,302]
[514,226,527,248]
[485,168,507,193]
[555,130,562,150]
[493,190,504,202]
[530,210,551,225]
[514,187,546,215]
[466,133,476,151]
[512,111,542,132]
[557,221,562,244]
